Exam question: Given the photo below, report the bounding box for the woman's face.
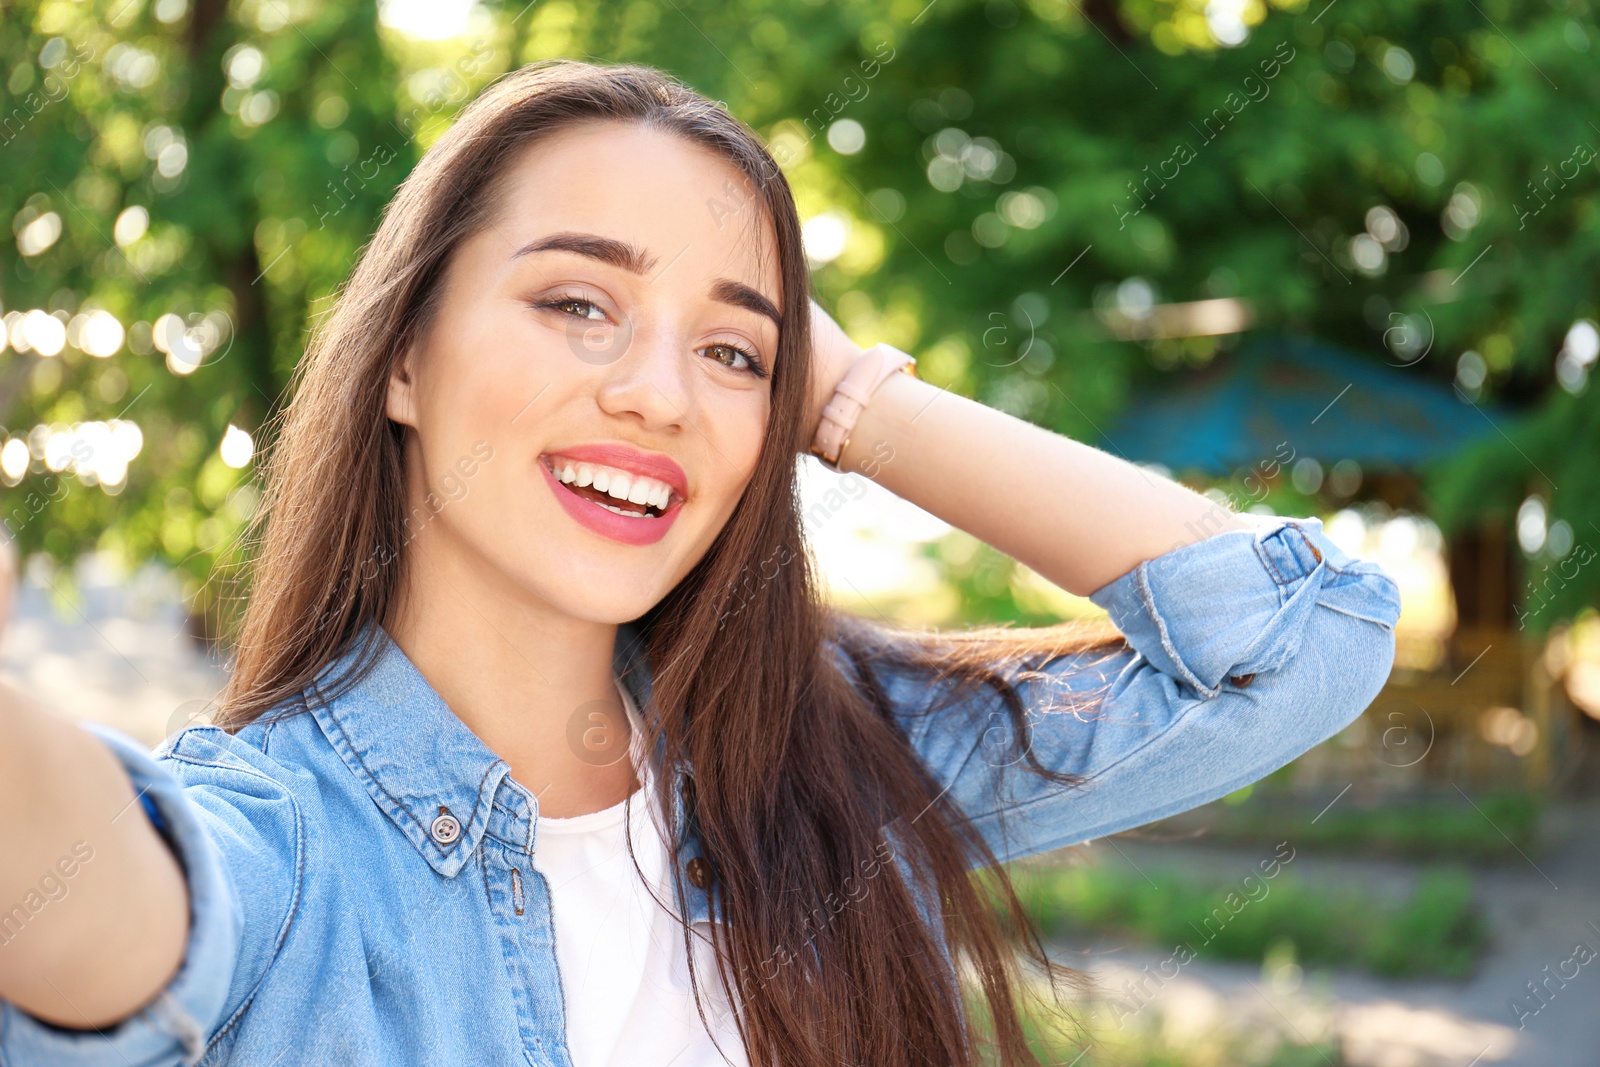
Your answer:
[386,119,784,624]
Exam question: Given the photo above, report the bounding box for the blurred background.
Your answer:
[2,0,1598,1063]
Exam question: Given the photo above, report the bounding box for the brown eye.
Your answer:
[703,342,768,379]
[709,344,748,368]
[536,296,606,321]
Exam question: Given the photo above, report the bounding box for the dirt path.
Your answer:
[1,559,227,746]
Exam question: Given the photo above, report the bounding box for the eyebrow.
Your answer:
[513,231,782,328]
[708,278,782,329]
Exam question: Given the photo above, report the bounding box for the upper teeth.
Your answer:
[549,459,676,510]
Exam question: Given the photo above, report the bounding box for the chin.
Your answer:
[543,579,666,626]
[512,543,678,623]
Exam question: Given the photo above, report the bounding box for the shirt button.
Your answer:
[1229,673,1256,689]
[685,856,711,889]
[431,810,462,846]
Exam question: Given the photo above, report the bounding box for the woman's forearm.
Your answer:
[0,685,189,1028]
[835,372,1251,597]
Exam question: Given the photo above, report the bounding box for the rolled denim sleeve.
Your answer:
[1090,513,1399,697]
[881,513,1401,868]
[0,725,302,1067]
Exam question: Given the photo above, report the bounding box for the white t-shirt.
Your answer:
[530,678,750,1067]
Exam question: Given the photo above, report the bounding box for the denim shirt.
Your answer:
[0,514,1401,1067]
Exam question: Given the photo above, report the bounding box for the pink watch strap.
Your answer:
[809,342,917,472]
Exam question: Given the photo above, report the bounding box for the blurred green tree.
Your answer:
[0,0,1594,637]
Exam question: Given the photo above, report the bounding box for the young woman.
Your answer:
[0,60,1400,1067]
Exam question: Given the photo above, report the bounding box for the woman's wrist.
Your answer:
[803,299,868,448]
[809,343,918,471]
[832,366,924,477]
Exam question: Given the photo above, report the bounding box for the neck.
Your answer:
[381,524,640,819]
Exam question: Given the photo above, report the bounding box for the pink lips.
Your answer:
[539,443,687,547]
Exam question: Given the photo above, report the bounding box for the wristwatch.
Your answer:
[808,342,918,472]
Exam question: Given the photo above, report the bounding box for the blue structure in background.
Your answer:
[1100,333,1503,475]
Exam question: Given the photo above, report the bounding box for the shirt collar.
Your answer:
[304,618,696,883]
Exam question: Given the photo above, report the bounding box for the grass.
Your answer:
[999,861,1487,979]
[969,971,1346,1067]
[1155,787,1543,863]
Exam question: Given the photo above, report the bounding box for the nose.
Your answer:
[592,319,692,434]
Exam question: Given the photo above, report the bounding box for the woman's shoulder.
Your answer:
[146,680,440,865]
[155,700,325,792]
[146,695,352,851]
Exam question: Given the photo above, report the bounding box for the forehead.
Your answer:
[487,119,782,310]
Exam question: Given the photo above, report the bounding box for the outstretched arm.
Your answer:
[806,301,1249,596]
[0,685,189,1028]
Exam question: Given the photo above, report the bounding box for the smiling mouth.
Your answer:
[540,455,682,519]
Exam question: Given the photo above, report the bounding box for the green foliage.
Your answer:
[1008,861,1487,978]
[1162,788,1543,861]
[1,0,414,627]
[1364,869,1485,978]
[1,0,1595,632]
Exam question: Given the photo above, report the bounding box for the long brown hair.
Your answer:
[217,58,1124,1067]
